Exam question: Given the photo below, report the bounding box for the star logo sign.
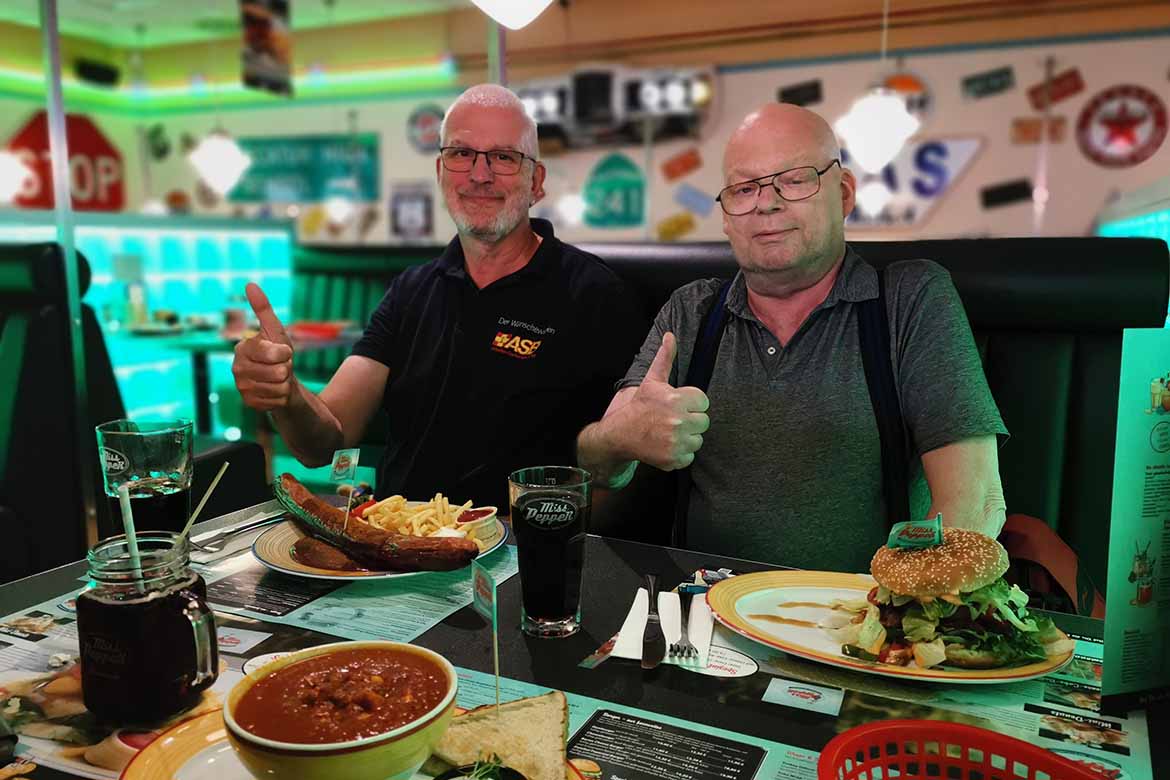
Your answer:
[1077,84,1167,168]
[1099,102,1145,149]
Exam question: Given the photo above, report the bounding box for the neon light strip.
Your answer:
[0,57,456,114]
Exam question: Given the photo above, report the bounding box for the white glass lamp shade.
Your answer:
[835,88,920,174]
[187,131,252,197]
[469,0,555,30]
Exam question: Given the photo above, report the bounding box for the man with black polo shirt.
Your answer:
[233,84,644,506]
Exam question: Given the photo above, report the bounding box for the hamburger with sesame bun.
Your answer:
[823,528,1074,670]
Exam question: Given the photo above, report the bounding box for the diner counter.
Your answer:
[1,504,1165,779]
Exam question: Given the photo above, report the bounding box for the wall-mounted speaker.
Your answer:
[74,59,121,87]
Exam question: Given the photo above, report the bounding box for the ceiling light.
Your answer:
[639,82,662,111]
[325,196,355,225]
[187,130,252,196]
[556,193,587,226]
[834,88,919,174]
[139,198,167,216]
[665,80,688,110]
[691,77,712,107]
[855,179,894,217]
[469,0,555,30]
[0,151,32,204]
[540,91,559,116]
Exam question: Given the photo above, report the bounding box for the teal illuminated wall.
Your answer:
[0,212,292,432]
[1096,209,1170,327]
[1096,209,1170,246]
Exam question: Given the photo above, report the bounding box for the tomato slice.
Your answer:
[349,499,376,518]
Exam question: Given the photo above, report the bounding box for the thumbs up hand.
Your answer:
[232,283,296,411]
[624,332,711,470]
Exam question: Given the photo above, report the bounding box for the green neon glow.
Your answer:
[0,57,457,115]
[1096,209,1170,244]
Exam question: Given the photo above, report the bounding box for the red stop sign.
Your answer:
[5,110,125,211]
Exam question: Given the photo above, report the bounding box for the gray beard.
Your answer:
[452,209,519,242]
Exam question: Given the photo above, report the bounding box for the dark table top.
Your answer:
[2,509,1165,778]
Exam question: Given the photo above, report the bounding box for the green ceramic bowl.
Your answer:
[223,640,456,780]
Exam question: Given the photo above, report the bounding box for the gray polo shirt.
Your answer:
[618,246,1008,573]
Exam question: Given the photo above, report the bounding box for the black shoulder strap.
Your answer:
[672,280,732,547]
[857,267,912,527]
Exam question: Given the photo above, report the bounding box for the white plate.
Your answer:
[707,570,1074,684]
[251,518,508,581]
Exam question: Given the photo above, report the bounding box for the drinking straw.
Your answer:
[117,483,145,590]
[179,461,230,540]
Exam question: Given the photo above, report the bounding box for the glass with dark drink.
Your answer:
[508,466,591,638]
[96,419,193,533]
[76,532,218,724]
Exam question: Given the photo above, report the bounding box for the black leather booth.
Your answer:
[296,235,1169,589]
[578,237,1170,589]
[0,244,270,584]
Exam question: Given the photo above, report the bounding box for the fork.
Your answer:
[670,590,699,661]
[188,513,286,552]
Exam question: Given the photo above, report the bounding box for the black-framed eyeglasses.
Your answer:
[716,159,841,216]
[439,146,536,175]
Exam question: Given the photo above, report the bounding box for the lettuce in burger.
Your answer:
[821,528,1075,669]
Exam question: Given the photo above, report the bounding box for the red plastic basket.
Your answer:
[817,720,1110,780]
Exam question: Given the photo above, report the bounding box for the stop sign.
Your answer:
[5,110,125,211]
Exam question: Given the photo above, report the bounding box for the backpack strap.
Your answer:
[857,267,912,527]
[672,279,732,547]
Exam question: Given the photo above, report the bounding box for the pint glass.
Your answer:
[508,466,591,638]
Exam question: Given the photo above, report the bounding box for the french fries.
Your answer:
[360,494,489,551]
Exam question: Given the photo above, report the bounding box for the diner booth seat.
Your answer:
[0,243,269,585]
[208,235,1160,594]
[214,235,1168,592]
[578,236,1170,594]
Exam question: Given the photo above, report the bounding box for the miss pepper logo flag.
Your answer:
[329,448,360,483]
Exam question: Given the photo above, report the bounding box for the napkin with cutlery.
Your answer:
[612,588,714,668]
[189,511,285,564]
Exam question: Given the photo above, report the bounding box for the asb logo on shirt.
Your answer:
[492,331,543,359]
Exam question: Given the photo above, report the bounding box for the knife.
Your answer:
[641,574,666,670]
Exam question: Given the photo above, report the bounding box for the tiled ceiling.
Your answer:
[0,0,471,48]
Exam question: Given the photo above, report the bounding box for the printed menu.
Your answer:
[199,543,519,643]
[1105,328,1170,712]
[568,710,765,780]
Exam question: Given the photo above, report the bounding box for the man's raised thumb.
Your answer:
[245,282,286,342]
[645,331,677,385]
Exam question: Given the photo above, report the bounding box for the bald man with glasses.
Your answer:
[578,103,1008,573]
[233,84,643,507]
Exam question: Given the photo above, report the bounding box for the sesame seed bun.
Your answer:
[870,528,1008,596]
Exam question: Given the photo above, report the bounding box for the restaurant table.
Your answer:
[123,331,360,433]
[2,503,1166,779]
[172,332,360,434]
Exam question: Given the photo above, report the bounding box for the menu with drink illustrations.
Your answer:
[1103,328,1170,713]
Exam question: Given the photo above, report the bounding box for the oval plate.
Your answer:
[251,517,508,581]
[123,708,579,780]
[120,710,246,780]
[706,570,1074,684]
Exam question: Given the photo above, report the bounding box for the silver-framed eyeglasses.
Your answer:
[439,146,536,175]
[716,159,841,216]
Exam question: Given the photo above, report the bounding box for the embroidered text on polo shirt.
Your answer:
[492,331,543,359]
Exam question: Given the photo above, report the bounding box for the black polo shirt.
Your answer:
[351,219,645,507]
